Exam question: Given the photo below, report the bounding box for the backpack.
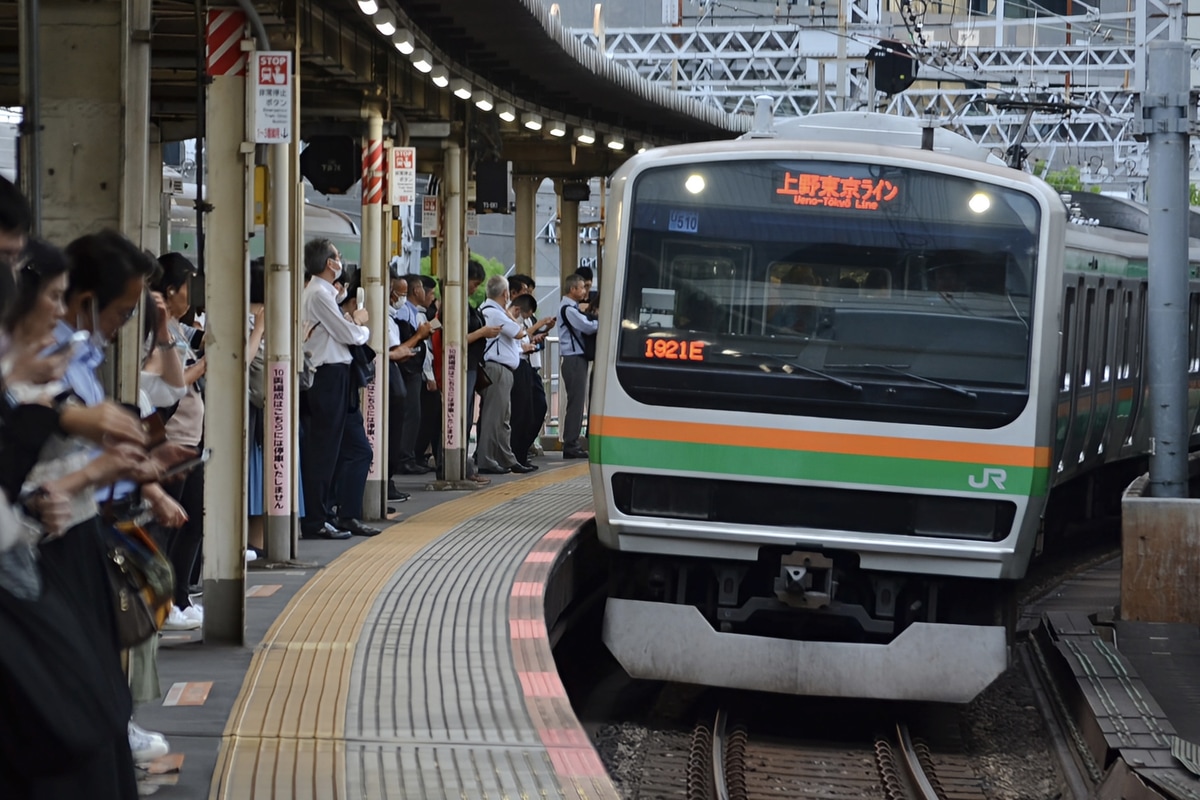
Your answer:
[560,304,596,361]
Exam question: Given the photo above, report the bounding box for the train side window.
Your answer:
[1060,286,1075,392]
[1079,287,1095,388]
[1101,288,1114,382]
[1118,290,1133,380]
[1189,293,1200,373]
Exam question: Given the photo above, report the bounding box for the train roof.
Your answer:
[1062,191,1200,239]
[752,112,1007,167]
[169,191,359,236]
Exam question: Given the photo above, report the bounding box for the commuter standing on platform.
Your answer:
[298,239,377,540]
[558,273,598,459]
[476,276,532,474]
[394,273,432,475]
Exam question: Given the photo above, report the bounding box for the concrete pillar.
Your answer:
[557,182,580,286]
[146,127,164,254]
[441,144,468,484]
[289,71,305,555]
[379,140,394,496]
[360,110,387,519]
[264,137,294,560]
[201,13,251,643]
[513,175,540,277]
[38,0,151,403]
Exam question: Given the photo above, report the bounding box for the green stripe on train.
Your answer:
[593,436,1049,497]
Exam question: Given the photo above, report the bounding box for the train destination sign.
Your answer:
[643,338,706,362]
[775,171,899,210]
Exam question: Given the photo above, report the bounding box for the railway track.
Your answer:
[684,709,988,800]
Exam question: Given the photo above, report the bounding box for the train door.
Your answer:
[1061,280,1095,478]
[1054,279,1080,480]
[1117,283,1149,457]
[1187,290,1200,443]
[1083,283,1116,464]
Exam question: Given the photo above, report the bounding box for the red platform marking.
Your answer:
[206,10,247,77]
[539,728,591,747]
[518,671,566,698]
[163,681,213,707]
[524,550,556,563]
[548,747,609,778]
[246,584,282,597]
[542,527,572,540]
[510,619,548,639]
[511,581,544,597]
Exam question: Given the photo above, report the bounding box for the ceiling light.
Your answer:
[357,0,378,14]
[548,119,567,137]
[450,79,472,100]
[431,65,449,87]
[522,112,542,131]
[576,127,595,145]
[472,90,494,112]
[636,141,649,154]
[605,133,625,150]
[497,103,516,122]
[373,9,396,35]
[410,48,432,73]
[391,28,414,55]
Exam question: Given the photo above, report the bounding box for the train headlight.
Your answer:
[685,174,706,194]
[968,192,991,214]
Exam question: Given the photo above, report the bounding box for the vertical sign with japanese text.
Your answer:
[267,362,290,516]
[363,353,382,477]
[391,146,416,206]
[466,209,478,237]
[421,196,440,238]
[444,345,459,451]
[252,52,292,143]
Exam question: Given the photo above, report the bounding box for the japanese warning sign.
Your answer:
[253,51,292,144]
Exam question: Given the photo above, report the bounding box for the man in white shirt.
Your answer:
[476,275,534,474]
[558,272,599,458]
[299,238,379,539]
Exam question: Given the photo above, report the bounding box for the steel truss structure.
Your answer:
[572,0,1196,196]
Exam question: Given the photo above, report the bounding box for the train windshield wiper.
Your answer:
[825,363,976,399]
[739,351,863,392]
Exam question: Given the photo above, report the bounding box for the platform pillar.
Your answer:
[556,181,580,286]
[264,132,295,561]
[361,109,387,519]
[201,9,252,643]
[441,143,468,484]
[514,175,540,277]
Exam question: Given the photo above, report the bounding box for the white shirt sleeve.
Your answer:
[309,285,369,346]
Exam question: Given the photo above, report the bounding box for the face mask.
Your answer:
[86,298,109,351]
[331,258,343,281]
[390,295,406,310]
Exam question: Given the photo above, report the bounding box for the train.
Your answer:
[588,111,1200,703]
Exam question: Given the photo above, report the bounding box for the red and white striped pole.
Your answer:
[361,110,387,518]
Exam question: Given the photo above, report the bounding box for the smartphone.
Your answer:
[356,287,365,311]
[163,448,212,479]
[46,330,89,356]
[428,318,442,331]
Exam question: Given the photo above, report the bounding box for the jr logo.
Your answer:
[968,468,1007,490]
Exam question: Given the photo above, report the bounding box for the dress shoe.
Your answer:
[468,474,492,485]
[387,486,410,502]
[399,463,433,475]
[334,518,382,537]
[562,449,589,459]
[302,522,351,540]
[516,461,539,471]
[509,463,536,474]
[478,465,508,475]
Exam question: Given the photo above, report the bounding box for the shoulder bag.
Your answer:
[101,514,175,648]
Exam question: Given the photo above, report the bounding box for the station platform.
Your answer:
[1028,560,1200,798]
[134,460,619,799]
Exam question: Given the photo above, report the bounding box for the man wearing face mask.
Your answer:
[386,271,425,491]
[298,239,378,539]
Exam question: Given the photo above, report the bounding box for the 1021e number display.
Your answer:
[644,338,706,361]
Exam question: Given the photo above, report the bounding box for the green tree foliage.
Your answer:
[418,251,507,306]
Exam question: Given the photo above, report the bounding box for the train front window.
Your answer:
[616,160,1042,427]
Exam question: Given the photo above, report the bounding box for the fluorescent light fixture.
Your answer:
[576,127,595,145]
[450,79,472,100]
[548,119,567,137]
[410,48,433,73]
[357,0,378,14]
[391,28,414,54]
[636,141,649,153]
[605,133,625,150]
[431,65,449,87]
[522,112,542,131]
[373,9,396,35]
[497,103,516,122]
[472,90,494,111]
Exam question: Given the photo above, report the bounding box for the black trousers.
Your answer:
[166,466,204,607]
[415,385,442,469]
[300,363,371,526]
[396,370,423,468]
[508,360,535,464]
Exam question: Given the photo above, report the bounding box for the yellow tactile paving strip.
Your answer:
[208,465,589,800]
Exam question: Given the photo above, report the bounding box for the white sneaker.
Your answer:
[181,604,204,624]
[128,720,170,764]
[162,605,200,631]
